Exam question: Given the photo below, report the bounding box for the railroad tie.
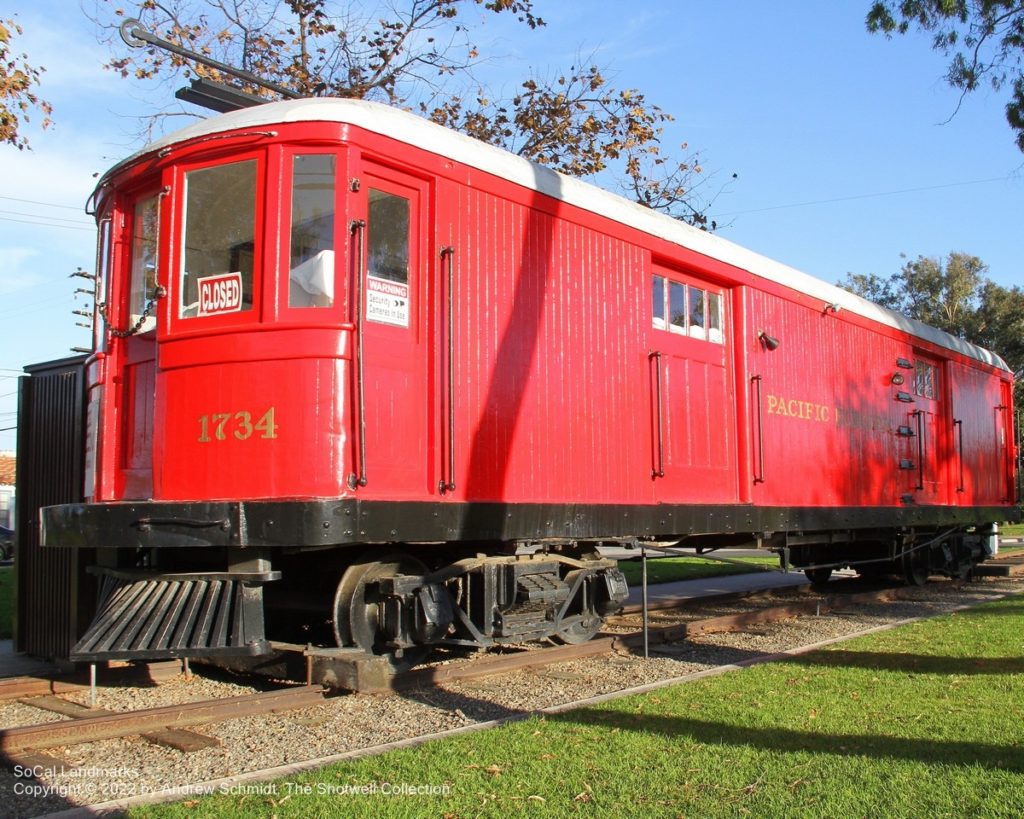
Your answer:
[1,750,73,775]
[17,695,221,752]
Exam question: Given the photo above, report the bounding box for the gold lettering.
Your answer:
[196,408,277,443]
[213,413,230,440]
[233,411,253,440]
[765,395,832,423]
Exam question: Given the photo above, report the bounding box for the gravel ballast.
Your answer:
[1,575,1020,817]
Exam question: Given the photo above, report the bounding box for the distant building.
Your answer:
[0,451,14,528]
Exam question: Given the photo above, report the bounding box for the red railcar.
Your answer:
[43,99,1018,667]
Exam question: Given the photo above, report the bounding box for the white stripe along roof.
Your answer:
[104,98,1009,372]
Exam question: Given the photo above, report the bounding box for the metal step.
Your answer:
[71,569,278,662]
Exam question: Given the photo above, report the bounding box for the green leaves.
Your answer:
[0,17,53,150]
[92,1,717,225]
[838,251,1024,401]
[866,1,1024,152]
[425,63,720,228]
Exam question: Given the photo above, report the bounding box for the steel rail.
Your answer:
[0,661,183,703]
[0,685,326,754]
[0,577,996,753]
[397,581,915,690]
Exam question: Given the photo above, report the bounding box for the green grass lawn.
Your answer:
[1001,521,1024,538]
[138,592,1024,818]
[0,567,12,640]
[617,554,779,586]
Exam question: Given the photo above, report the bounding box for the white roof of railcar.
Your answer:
[106,98,1009,373]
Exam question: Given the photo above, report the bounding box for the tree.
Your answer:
[89,0,719,227]
[866,1,1024,151]
[838,253,1024,404]
[0,17,53,150]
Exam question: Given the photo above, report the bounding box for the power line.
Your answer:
[0,195,83,211]
[709,175,1011,219]
[0,209,92,226]
[0,215,93,232]
[0,296,73,320]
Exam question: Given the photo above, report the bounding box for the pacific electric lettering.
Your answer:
[767,395,891,432]
[766,395,829,422]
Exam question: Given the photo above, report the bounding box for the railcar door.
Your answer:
[948,360,1010,505]
[999,380,1016,503]
[648,264,738,503]
[116,190,163,500]
[351,163,429,498]
[902,355,946,505]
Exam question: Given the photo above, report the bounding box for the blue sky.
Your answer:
[1,1,1022,451]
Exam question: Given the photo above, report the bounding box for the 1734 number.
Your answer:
[198,408,278,442]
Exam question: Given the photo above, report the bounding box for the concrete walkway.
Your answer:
[624,567,810,609]
[0,638,61,678]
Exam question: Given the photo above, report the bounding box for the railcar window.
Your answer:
[688,286,706,340]
[129,195,160,333]
[708,291,723,343]
[669,281,687,334]
[96,215,112,349]
[289,154,336,308]
[367,189,410,283]
[914,360,939,399]
[651,273,724,344]
[180,159,257,318]
[652,276,666,329]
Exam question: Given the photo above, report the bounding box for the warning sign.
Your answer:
[197,272,243,316]
[366,275,409,327]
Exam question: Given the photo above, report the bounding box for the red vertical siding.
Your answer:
[950,360,1005,506]
[451,181,648,504]
[747,290,913,507]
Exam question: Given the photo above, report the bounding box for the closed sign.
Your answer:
[198,272,243,316]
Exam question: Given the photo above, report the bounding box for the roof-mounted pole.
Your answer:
[119,18,304,101]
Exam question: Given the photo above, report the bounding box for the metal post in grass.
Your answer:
[642,545,649,658]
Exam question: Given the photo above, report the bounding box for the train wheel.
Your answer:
[901,551,929,587]
[553,616,602,645]
[552,566,604,645]
[804,567,832,587]
[332,552,430,671]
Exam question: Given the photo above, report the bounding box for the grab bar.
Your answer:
[751,374,765,483]
[650,351,665,478]
[348,219,368,490]
[439,246,457,494]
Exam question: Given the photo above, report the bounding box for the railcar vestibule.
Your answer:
[88,131,432,504]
